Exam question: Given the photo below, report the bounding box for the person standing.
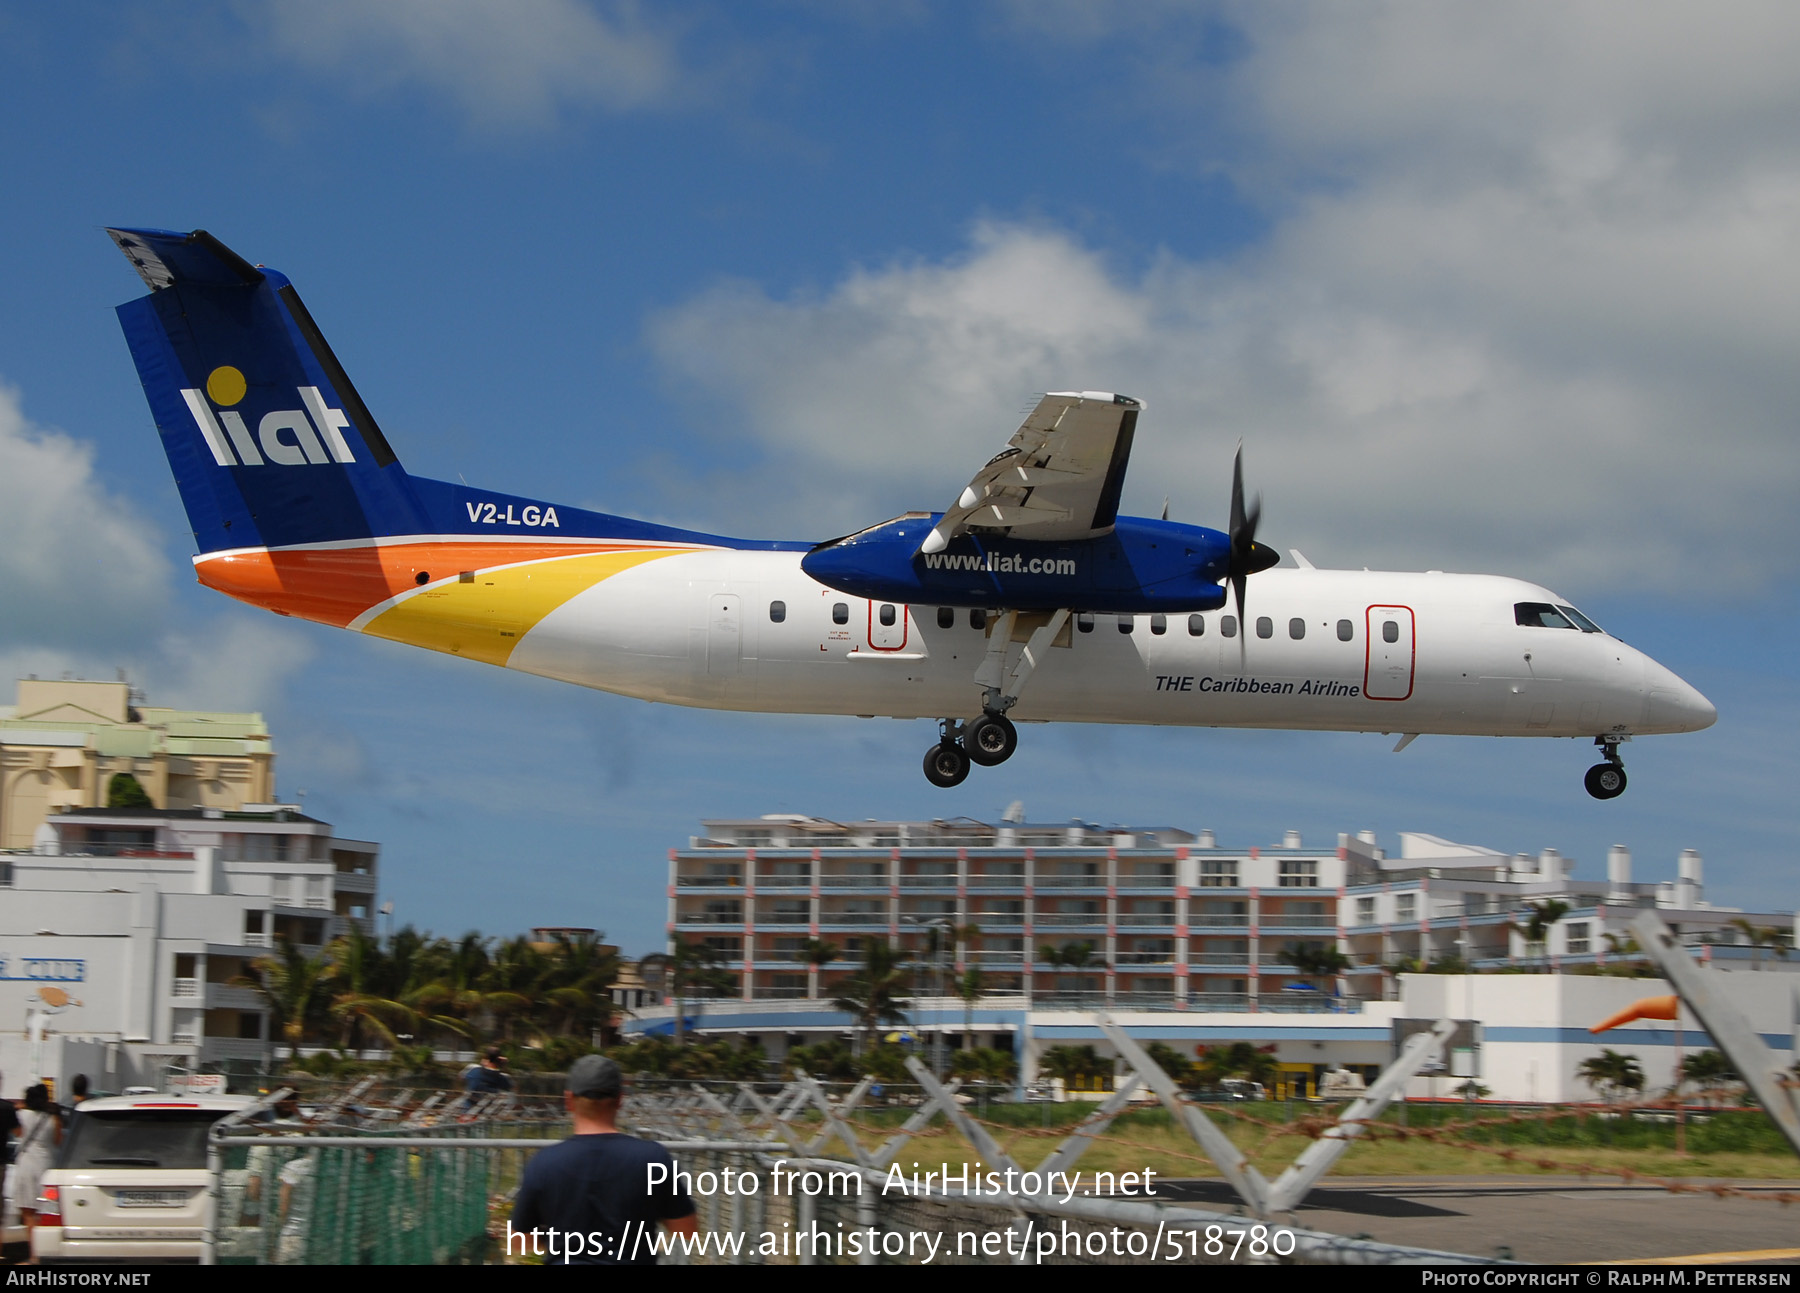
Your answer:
[461,1048,513,1116]
[0,1073,19,1240]
[10,1085,61,1265]
[58,1075,89,1133]
[509,1056,697,1265]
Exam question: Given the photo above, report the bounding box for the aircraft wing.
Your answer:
[918,391,1142,555]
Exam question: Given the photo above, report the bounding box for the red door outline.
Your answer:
[867,601,910,652]
[1364,604,1415,701]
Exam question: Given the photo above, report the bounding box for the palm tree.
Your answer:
[1577,1049,1645,1102]
[830,937,912,1056]
[1679,1050,1737,1105]
[1729,918,1791,971]
[1194,1040,1277,1089]
[241,939,335,1067]
[323,928,417,1057]
[1513,900,1570,967]
[1039,1044,1112,1084]
[955,966,984,1055]
[642,939,735,1045]
[801,938,839,999]
[1283,942,1349,986]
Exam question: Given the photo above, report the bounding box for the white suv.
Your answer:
[30,1093,258,1264]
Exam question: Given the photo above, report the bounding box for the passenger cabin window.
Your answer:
[835,603,851,625]
[1188,614,1205,636]
[769,600,786,623]
[970,609,987,630]
[1289,618,1305,640]
[1076,613,1094,633]
[1256,616,1273,639]
[1382,620,1400,643]
[1337,619,1354,641]
[1118,616,1134,634]
[1150,614,1166,635]
[879,603,897,627]
[935,606,952,629]
[1220,615,1238,638]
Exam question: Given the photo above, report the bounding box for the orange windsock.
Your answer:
[1589,995,1679,1033]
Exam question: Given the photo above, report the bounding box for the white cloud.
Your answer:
[0,384,172,650]
[647,5,1800,596]
[145,616,315,714]
[255,0,682,128]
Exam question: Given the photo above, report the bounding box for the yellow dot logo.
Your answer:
[206,366,247,406]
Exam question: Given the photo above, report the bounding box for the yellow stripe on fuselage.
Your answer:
[361,548,676,666]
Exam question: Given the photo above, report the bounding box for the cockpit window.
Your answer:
[1515,602,1576,630]
[1557,605,1605,635]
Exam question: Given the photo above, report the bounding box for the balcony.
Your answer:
[1259,995,1363,1014]
[1186,992,1251,1011]
[820,874,889,889]
[1037,875,1107,889]
[172,977,200,998]
[816,912,890,926]
[1189,951,1251,966]
[1034,913,1106,927]
[1115,913,1177,927]
[1260,914,1336,929]
[758,911,812,926]
[674,912,746,925]
[1114,951,1175,965]
[1188,913,1251,928]
[967,871,1025,888]
[899,875,958,889]
[676,874,744,887]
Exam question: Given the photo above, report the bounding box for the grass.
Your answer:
[827,1102,1800,1184]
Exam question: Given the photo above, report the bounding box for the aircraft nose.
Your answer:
[1641,662,1717,733]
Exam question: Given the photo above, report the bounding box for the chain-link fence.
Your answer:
[205,1132,1490,1266]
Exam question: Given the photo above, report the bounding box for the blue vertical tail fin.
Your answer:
[110,227,426,553]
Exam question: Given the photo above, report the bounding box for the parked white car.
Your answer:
[30,1093,258,1264]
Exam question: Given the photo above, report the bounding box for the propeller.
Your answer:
[1226,443,1279,628]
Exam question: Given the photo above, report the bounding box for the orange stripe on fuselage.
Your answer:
[195,541,681,627]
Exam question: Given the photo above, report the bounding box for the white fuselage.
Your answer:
[504,554,1715,739]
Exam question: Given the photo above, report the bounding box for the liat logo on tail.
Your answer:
[180,365,359,467]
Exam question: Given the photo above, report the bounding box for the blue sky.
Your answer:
[3,3,1798,956]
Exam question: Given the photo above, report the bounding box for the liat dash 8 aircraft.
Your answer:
[109,228,1715,794]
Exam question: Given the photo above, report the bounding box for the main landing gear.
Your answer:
[921,607,1066,786]
[922,711,1019,788]
[1584,735,1628,800]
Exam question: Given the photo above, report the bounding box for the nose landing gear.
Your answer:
[1584,736,1628,800]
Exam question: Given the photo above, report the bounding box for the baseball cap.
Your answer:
[568,1054,623,1099]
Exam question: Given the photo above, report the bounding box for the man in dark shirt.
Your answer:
[509,1056,697,1265]
[461,1048,513,1115]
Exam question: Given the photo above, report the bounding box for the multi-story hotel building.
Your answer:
[671,814,1797,1011]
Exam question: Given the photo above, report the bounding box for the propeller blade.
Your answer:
[1225,444,1274,636]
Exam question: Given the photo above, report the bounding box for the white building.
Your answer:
[0,804,378,1095]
